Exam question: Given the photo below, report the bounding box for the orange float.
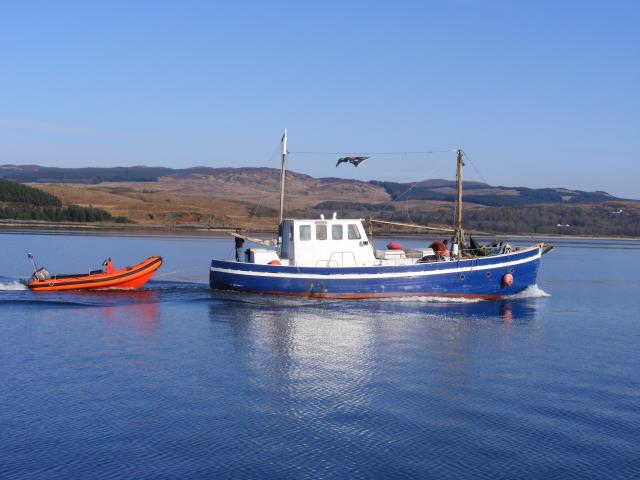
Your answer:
[502,273,514,287]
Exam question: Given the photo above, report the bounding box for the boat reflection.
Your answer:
[207,296,541,418]
[214,299,379,416]
[99,290,161,336]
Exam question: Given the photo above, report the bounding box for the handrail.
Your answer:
[328,251,357,267]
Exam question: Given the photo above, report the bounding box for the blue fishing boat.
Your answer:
[210,131,552,299]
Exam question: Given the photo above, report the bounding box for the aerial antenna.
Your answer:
[27,252,38,274]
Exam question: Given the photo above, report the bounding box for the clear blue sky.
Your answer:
[1,1,638,198]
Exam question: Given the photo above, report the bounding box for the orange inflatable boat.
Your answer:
[26,256,162,291]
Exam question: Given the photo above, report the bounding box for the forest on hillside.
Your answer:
[301,201,640,237]
[0,205,129,223]
[0,179,129,223]
[371,181,619,207]
[0,179,61,206]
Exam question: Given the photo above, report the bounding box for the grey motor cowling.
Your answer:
[32,268,51,281]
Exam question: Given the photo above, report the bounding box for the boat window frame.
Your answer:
[347,223,361,240]
[299,224,312,241]
[332,224,343,240]
[315,223,328,241]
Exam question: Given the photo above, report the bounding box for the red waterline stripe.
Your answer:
[216,289,504,300]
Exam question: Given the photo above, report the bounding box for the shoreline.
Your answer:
[1,220,639,241]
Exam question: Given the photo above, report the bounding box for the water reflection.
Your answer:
[211,296,541,360]
[23,289,165,337]
[99,290,161,336]
[208,296,541,425]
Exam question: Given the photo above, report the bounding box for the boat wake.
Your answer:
[0,299,108,307]
[375,284,550,303]
[0,281,27,291]
[144,280,209,291]
[506,284,550,299]
[376,296,484,304]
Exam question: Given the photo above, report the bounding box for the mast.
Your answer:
[454,148,465,254]
[279,128,288,225]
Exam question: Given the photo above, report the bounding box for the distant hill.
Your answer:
[0,164,191,183]
[0,164,305,185]
[0,164,625,207]
[371,180,618,206]
[1,164,638,237]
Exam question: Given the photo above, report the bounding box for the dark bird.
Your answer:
[336,156,369,167]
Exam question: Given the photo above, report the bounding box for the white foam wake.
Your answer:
[506,284,550,299]
[375,296,483,304]
[374,284,550,303]
[0,281,27,291]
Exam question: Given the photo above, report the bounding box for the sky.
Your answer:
[1,0,639,198]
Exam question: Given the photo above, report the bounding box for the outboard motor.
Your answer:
[32,268,51,281]
[27,252,50,281]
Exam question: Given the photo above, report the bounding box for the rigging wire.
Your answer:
[249,141,281,221]
[289,150,456,156]
[405,198,417,225]
[459,150,497,241]
[368,219,455,232]
[376,174,421,216]
[374,153,452,217]
[287,150,454,220]
[462,150,490,186]
[260,147,511,239]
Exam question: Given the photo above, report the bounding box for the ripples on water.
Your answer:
[1,234,640,479]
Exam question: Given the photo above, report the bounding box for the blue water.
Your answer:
[1,231,639,479]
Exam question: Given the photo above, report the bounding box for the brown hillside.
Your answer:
[31,171,391,229]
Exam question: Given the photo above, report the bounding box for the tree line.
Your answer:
[0,179,129,223]
[306,201,640,237]
[372,181,619,207]
[0,179,62,206]
[0,205,129,223]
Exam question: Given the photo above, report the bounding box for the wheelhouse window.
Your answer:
[299,225,311,241]
[347,224,361,240]
[316,223,327,240]
[332,224,343,240]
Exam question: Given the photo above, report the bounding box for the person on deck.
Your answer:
[104,258,114,274]
[235,233,245,262]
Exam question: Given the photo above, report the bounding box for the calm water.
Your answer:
[1,231,639,479]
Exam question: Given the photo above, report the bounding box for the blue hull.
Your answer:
[210,247,541,299]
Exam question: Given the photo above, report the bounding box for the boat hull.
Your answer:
[27,256,163,291]
[210,248,541,299]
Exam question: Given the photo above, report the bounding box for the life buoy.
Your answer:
[502,273,514,287]
[387,241,404,250]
